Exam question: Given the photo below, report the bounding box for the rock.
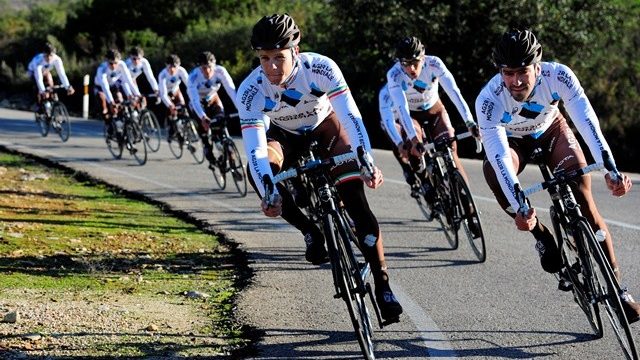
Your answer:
[2,310,18,323]
[23,333,42,341]
[146,324,159,332]
[184,290,210,299]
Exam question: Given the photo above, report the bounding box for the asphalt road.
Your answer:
[1,107,639,359]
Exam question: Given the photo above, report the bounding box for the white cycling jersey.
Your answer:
[157,66,189,108]
[94,60,141,104]
[386,56,475,139]
[378,84,403,146]
[236,52,372,196]
[476,61,614,211]
[187,64,237,119]
[27,53,71,93]
[125,56,159,92]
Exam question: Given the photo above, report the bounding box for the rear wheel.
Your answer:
[579,220,638,359]
[209,140,226,189]
[35,111,50,137]
[104,122,123,159]
[452,170,486,262]
[52,103,71,142]
[167,120,184,159]
[432,167,457,249]
[225,140,247,197]
[184,119,204,164]
[140,110,161,152]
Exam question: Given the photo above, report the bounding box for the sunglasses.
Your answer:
[108,61,118,66]
[400,57,423,67]
[131,57,140,61]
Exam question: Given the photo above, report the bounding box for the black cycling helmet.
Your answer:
[197,51,216,66]
[395,36,425,61]
[250,13,301,50]
[43,42,56,55]
[492,29,542,68]
[106,49,121,62]
[166,54,181,66]
[129,46,144,57]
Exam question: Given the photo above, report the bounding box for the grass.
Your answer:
[0,150,251,357]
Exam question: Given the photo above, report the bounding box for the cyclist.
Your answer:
[27,42,75,114]
[475,29,640,322]
[386,36,479,195]
[125,46,159,104]
[187,51,238,166]
[94,49,142,135]
[378,83,428,198]
[157,54,189,140]
[237,13,403,320]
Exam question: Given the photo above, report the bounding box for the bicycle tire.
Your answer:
[104,123,123,159]
[578,219,638,359]
[432,162,457,249]
[35,111,50,137]
[167,120,184,159]
[126,121,147,166]
[185,119,205,164]
[551,206,603,338]
[452,170,486,262]
[325,213,375,360]
[140,110,161,152]
[209,139,226,189]
[52,103,71,142]
[225,139,248,197]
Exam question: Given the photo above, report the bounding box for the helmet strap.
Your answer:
[280,47,300,87]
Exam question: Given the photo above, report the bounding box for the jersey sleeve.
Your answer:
[386,66,418,140]
[432,56,475,125]
[236,80,273,196]
[187,70,205,119]
[34,62,46,93]
[96,67,115,104]
[476,89,522,212]
[52,56,71,89]
[217,66,238,108]
[552,63,614,166]
[158,70,172,107]
[378,87,403,146]
[120,62,141,97]
[142,58,158,91]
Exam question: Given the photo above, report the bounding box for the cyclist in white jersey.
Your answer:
[386,36,479,187]
[237,14,403,321]
[475,29,639,322]
[125,46,159,104]
[94,49,141,133]
[187,51,238,165]
[158,54,189,139]
[27,43,75,112]
[378,84,428,196]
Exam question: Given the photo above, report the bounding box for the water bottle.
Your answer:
[131,109,139,122]
[44,101,52,116]
[115,119,124,133]
[595,229,607,243]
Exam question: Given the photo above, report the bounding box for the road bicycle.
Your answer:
[34,85,71,142]
[415,131,487,262]
[515,149,638,360]
[263,145,389,360]
[103,100,148,166]
[131,95,162,153]
[205,114,247,197]
[166,105,205,164]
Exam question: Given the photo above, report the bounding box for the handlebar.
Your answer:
[423,131,481,153]
[262,146,372,206]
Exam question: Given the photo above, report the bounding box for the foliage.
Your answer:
[1,0,639,170]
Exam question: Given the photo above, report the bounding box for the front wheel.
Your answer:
[52,103,71,142]
[35,112,50,137]
[125,121,147,166]
[140,110,161,152]
[579,219,638,359]
[167,120,184,159]
[452,170,486,262]
[104,122,123,159]
[432,167,457,249]
[225,140,247,197]
[185,119,205,164]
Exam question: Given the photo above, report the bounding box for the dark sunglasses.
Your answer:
[400,57,423,67]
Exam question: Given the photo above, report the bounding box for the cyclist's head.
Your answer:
[492,29,542,69]
[43,42,56,56]
[395,36,425,63]
[129,46,144,60]
[166,54,181,67]
[250,13,301,51]
[197,51,216,67]
[106,49,121,65]
[396,36,425,79]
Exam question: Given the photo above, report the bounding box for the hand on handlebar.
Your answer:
[606,172,632,197]
[200,116,211,133]
[260,189,283,217]
[66,86,75,96]
[515,207,537,231]
[361,165,384,189]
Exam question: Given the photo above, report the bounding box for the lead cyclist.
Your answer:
[475,28,640,323]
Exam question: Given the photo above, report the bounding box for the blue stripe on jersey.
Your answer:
[263,97,276,112]
[530,130,544,139]
[310,82,325,97]
[401,81,408,91]
[501,112,512,124]
[413,79,427,93]
[551,92,560,101]
[519,102,544,119]
[281,89,303,107]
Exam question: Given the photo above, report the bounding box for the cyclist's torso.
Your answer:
[125,57,158,90]
[386,56,446,112]
[237,52,343,134]
[28,53,60,74]
[95,61,129,88]
[187,66,227,100]
[158,66,189,95]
